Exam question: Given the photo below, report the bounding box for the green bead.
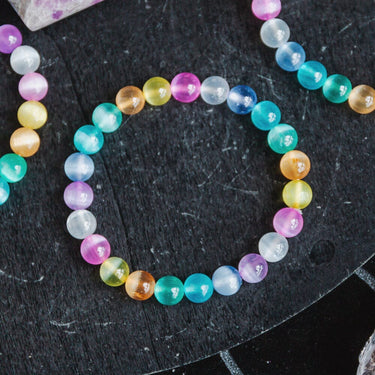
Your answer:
[322,74,352,103]
[92,103,123,133]
[0,153,27,183]
[267,124,298,154]
[154,275,184,305]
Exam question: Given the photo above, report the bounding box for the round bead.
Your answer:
[227,85,257,115]
[184,273,214,303]
[10,127,40,157]
[260,18,290,48]
[280,150,311,180]
[115,86,145,115]
[0,177,10,205]
[322,74,352,104]
[18,73,48,101]
[170,73,201,103]
[17,101,48,130]
[212,266,242,296]
[0,153,27,183]
[10,45,40,75]
[64,152,94,182]
[74,125,104,155]
[125,271,155,301]
[92,103,122,133]
[143,77,171,106]
[66,209,97,239]
[297,61,327,90]
[81,234,111,265]
[258,232,289,262]
[251,0,281,20]
[282,180,313,209]
[273,207,303,238]
[238,253,268,283]
[251,100,281,131]
[348,85,375,114]
[100,257,129,287]
[200,76,230,105]
[154,275,184,305]
[0,24,22,54]
[267,124,298,154]
[275,42,306,72]
[64,181,94,210]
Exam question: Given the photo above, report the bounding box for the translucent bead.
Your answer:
[238,253,268,283]
[92,103,122,133]
[251,0,281,20]
[74,125,104,155]
[212,266,242,296]
[143,77,171,106]
[258,232,289,262]
[348,85,375,114]
[251,100,281,131]
[267,124,298,154]
[273,207,303,238]
[283,180,313,209]
[322,74,352,104]
[0,153,27,183]
[275,42,306,72]
[297,61,327,90]
[17,101,48,130]
[125,271,155,301]
[0,177,10,205]
[10,127,40,157]
[100,257,129,287]
[81,234,111,265]
[10,45,40,75]
[18,73,48,101]
[0,24,22,54]
[64,181,94,210]
[154,275,185,305]
[170,73,201,103]
[260,18,290,48]
[115,86,145,115]
[184,273,214,303]
[227,85,257,115]
[66,209,97,239]
[200,76,230,105]
[64,152,94,182]
[280,150,311,180]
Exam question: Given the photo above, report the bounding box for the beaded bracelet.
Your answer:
[0,24,49,205]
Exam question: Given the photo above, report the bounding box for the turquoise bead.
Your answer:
[154,276,184,305]
[267,124,298,154]
[0,177,10,205]
[74,125,104,155]
[184,273,213,303]
[297,61,327,90]
[251,101,281,131]
[92,103,122,133]
[322,74,352,103]
[0,153,27,183]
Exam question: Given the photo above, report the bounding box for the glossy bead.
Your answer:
[238,253,268,283]
[64,152,94,182]
[200,76,230,105]
[297,61,327,90]
[115,86,145,115]
[184,273,214,303]
[125,271,155,301]
[276,42,306,72]
[17,101,48,130]
[64,181,94,210]
[81,234,111,265]
[18,73,48,101]
[10,127,40,157]
[227,85,257,115]
[283,180,313,209]
[252,0,281,20]
[212,266,242,296]
[143,77,171,106]
[260,18,290,48]
[273,207,303,238]
[92,103,122,133]
[251,100,281,131]
[280,150,311,180]
[0,177,10,205]
[0,24,22,54]
[100,257,129,287]
[10,45,40,75]
[74,125,104,155]
[267,124,298,154]
[66,209,97,239]
[0,153,27,183]
[258,232,289,262]
[170,73,201,103]
[154,275,184,305]
[348,85,375,114]
[322,74,352,103]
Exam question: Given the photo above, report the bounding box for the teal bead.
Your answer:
[92,103,122,133]
[267,124,298,154]
[0,177,10,205]
[184,273,213,303]
[154,276,184,305]
[0,153,27,183]
[322,74,352,103]
[297,61,327,90]
[74,125,104,155]
[251,101,281,131]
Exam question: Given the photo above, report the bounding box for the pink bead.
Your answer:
[273,208,303,238]
[18,72,48,101]
[80,234,111,265]
[251,0,282,21]
[170,72,201,103]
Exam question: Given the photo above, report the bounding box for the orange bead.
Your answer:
[10,127,40,157]
[115,86,145,115]
[348,85,375,114]
[125,270,155,301]
[280,150,311,180]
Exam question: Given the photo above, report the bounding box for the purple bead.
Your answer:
[170,73,201,103]
[81,234,111,265]
[273,207,304,238]
[251,0,282,21]
[238,253,268,283]
[18,73,48,101]
[0,24,22,54]
[64,181,94,210]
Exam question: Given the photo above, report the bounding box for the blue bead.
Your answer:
[267,124,298,154]
[227,85,257,115]
[212,266,242,296]
[92,103,123,133]
[0,177,10,205]
[275,42,306,72]
[64,152,95,182]
[251,101,281,131]
[297,61,327,90]
[184,273,214,303]
[74,125,104,155]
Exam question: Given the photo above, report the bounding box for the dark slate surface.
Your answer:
[0,0,374,373]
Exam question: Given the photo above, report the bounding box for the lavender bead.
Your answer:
[0,24,22,54]
[18,72,48,101]
[273,207,304,238]
[64,181,94,210]
[238,253,268,283]
[81,234,111,265]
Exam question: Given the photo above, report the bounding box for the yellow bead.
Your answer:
[282,180,312,209]
[100,257,130,287]
[280,150,311,180]
[17,101,48,129]
[143,77,171,106]
[348,85,375,114]
[115,86,145,115]
[10,127,40,157]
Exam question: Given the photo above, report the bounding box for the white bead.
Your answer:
[10,45,40,75]
[200,76,230,105]
[66,210,97,239]
[258,232,289,262]
[260,18,290,49]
